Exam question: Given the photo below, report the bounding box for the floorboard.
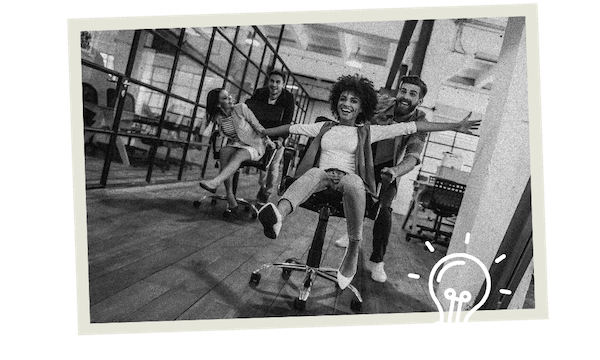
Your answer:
[83,174,535,324]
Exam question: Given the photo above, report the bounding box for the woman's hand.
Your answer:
[264,136,276,149]
[455,112,482,135]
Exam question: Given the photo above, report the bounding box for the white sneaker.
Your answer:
[334,235,349,248]
[370,262,387,283]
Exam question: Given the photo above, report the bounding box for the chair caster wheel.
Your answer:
[251,212,257,220]
[193,201,201,209]
[405,235,411,242]
[249,272,261,286]
[351,299,362,312]
[222,210,230,218]
[293,298,306,310]
[210,199,217,205]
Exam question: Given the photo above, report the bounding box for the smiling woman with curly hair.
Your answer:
[329,74,379,124]
[256,74,480,290]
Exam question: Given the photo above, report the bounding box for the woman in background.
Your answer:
[199,88,274,213]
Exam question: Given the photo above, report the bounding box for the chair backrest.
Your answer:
[107,88,135,112]
[430,178,466,217]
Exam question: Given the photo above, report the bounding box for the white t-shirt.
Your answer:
[289,122,418,174]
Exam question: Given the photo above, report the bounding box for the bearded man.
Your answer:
[335,75,429,283]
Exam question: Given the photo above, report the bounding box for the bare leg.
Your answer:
[218,147,245,208]
[200,147,251,200]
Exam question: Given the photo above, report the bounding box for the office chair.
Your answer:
[249,176,372,312]
[406,178,466,246]
[249,124,379,312]
[193,130,277,219]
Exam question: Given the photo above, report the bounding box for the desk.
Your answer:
[403,167,470,232]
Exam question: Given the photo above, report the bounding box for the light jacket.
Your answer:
[217,103,267,158]
[295,121,377,197]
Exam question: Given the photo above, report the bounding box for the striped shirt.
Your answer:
[220,115,240,142]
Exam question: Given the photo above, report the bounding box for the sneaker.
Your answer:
[258,203,282,239]
[370,262,387,283]
[334,235,349,248]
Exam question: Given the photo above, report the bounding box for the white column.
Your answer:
[435,17,531,312]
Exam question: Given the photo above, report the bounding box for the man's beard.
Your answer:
[395,99,417,116]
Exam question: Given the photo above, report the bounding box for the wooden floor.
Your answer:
[85,169,534,323]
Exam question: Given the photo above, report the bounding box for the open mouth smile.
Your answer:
[340,107,354,116]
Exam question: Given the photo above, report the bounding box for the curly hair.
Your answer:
[329,74,378,123]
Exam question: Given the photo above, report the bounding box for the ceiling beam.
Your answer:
[385,20,418,89]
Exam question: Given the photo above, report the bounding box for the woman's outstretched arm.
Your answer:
[416,112,481,135]
[263,124,292,138]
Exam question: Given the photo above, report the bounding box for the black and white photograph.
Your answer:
[69,4,546,334]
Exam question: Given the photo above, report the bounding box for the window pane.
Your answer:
[243,64,260,96]
[249,30,266,68]
[172,53,204,101]
[421,157,441,175]
[81,30,135,75]
[186,27,213,64]
[228,49,246,91]
[235,26,256,57]
[105,83,167,185]
[209,31,233,76]
[454,133,479,152]
[131,30,177,91]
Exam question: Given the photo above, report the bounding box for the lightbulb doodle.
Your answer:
[429,233,494,357]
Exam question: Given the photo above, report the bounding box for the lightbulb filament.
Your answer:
[444,288,472,323]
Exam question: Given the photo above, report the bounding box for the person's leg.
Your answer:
[257,145,284,203]
[200,147,251,196]
[371,179,397,263]
[257,169,268,202]
[336,173,366,288]
[265,146,285,194]
[367,174,398,283]
[258,167,328,239]
[216,147,238,208]
[279,167,329,215]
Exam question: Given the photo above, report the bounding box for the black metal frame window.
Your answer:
[81,25,313,189]
[418,124,479,178]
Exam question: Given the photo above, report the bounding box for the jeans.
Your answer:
[370,161,398,263]
[258,145,285,195]
[280,167,366,242]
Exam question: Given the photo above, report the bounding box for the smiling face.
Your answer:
[396,82,423,116]
[336,90,362,125]
[268,74,285,99]
[217,90,233,113]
